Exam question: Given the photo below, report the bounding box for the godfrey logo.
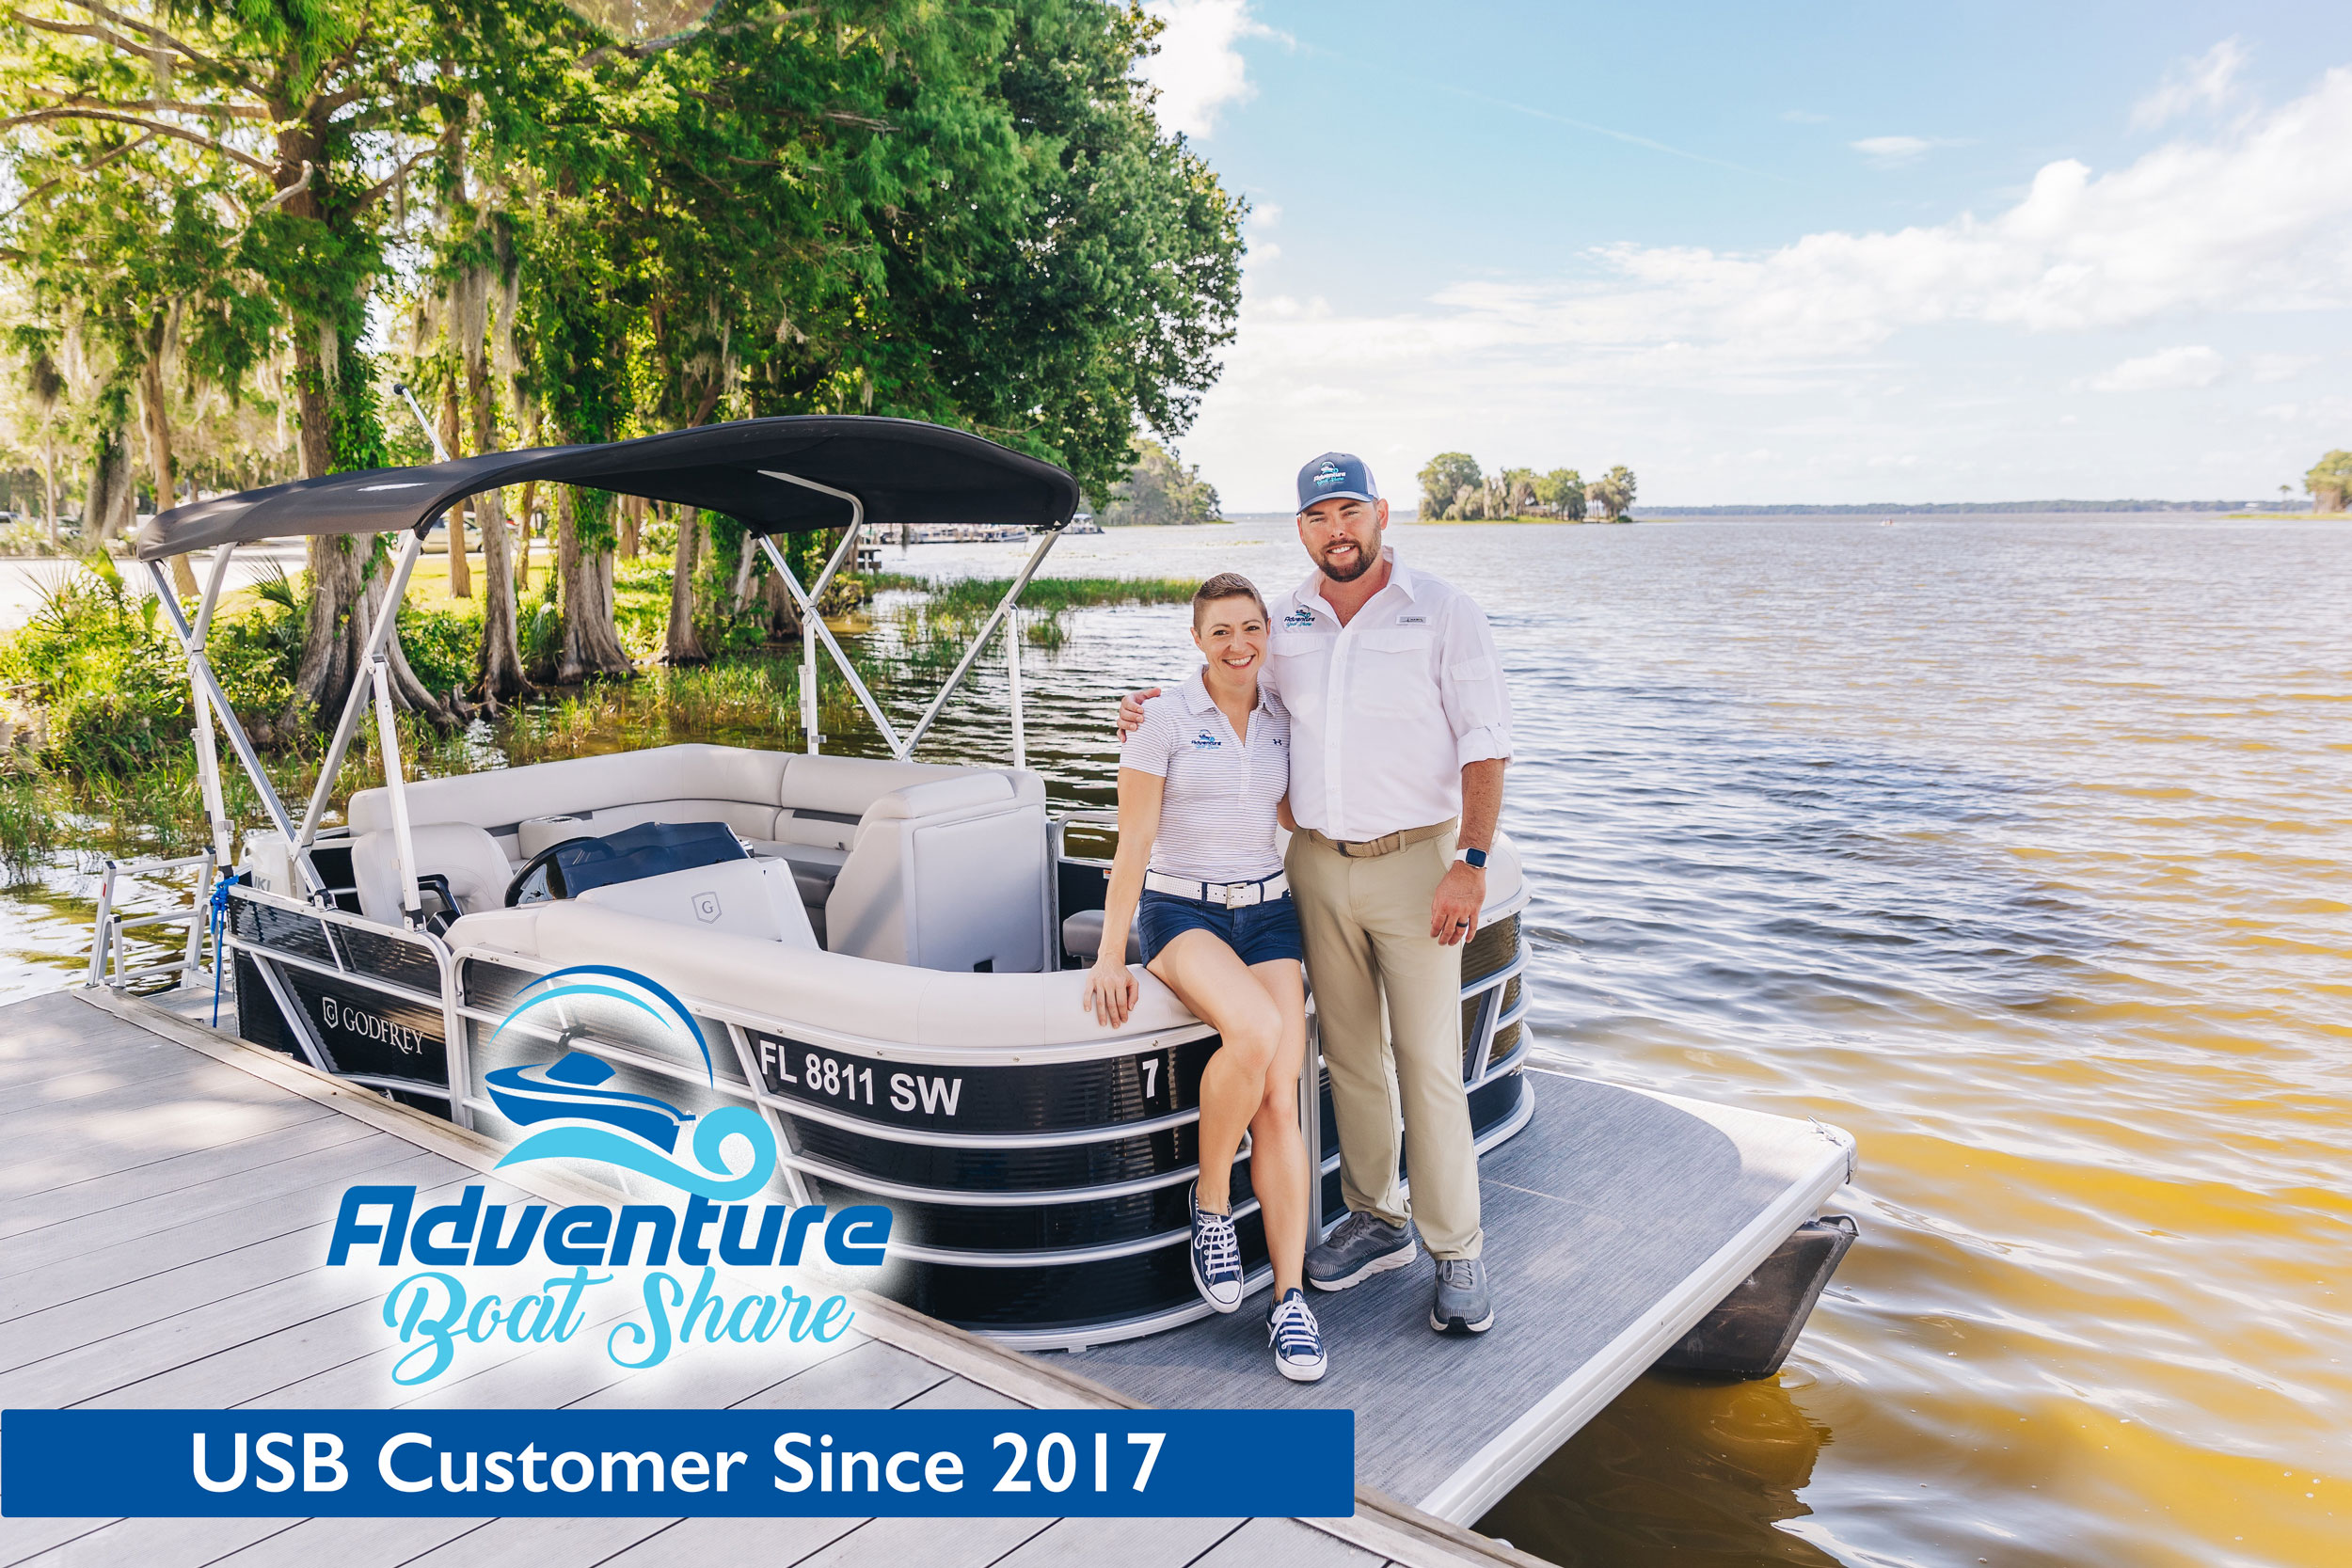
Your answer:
[320,995,428,1057]
[325,965,886,1386]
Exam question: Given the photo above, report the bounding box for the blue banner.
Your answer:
[2,1409,1354,1518]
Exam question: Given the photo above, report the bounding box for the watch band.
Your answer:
[1457,846,1488,869]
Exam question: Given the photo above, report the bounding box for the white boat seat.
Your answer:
[349,743,1052,972]
[824,772,1049,973]
[1060,910,1141,964]
[351,823,515,925]
[746,841,849,908]
[574,858,817,950]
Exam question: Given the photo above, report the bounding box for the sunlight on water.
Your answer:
[913,515,2352,1567]
[4,514,2345,1565]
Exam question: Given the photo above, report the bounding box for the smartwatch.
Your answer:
[1456,847,1488,869]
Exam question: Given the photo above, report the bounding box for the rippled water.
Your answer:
[6,515,2347,1565]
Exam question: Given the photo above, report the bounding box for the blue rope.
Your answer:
[208,875,233,1029]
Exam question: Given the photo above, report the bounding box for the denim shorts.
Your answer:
[1136,888,1304,966]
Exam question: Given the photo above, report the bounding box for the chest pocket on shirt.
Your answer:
[1267,631,1328,718]
[1352,627,1438,717]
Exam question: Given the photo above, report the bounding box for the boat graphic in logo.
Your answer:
[483,964,776,1200]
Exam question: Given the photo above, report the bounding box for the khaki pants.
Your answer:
[1286,824,1482,1259]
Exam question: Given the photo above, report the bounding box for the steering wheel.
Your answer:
[503,836,598,907]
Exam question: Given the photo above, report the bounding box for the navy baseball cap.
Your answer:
[1296,451,1379,511]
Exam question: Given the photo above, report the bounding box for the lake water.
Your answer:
[5,514,2347,1566]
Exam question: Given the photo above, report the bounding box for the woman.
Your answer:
[1083,572,1324,1382]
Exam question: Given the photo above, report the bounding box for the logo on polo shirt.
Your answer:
[1192,731,1221,749]
[1282,607,1315,628]
[1397,614,1426,625]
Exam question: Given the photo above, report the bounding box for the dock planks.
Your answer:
[0,989,1526,1568]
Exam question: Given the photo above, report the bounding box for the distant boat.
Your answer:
[484,1051,695,1151]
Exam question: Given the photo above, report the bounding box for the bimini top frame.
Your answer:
[135,416,1081,931]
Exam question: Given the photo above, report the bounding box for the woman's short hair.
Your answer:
[1192,572,1266,628]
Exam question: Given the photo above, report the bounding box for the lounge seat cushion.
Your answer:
[444,900,1196,1048]
[347,744,792,837]
[1060,910,1141,965]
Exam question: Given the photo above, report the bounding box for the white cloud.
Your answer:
[1235,65,2352,372]
[2087,344,2223,390]
[1851,135,1932,166]
[2249,352,2319,382]
[1184,62,2352,506]
[1137,0,1276,139]
[2132,38,2249,131]
[1243,201,1281,264]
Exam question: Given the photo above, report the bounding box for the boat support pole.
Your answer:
[754,470,906,757]
[370,654,422,927]
[292,528,427,891]
[1006,607,1025,770]
[899,526,1060,759]
[148,558,322,899]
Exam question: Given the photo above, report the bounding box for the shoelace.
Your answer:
[1437,1259,1477,1291]
[1268,1295,1321,1357]
[1330,1212,1392,1249]
[1197,1210,1241,1280]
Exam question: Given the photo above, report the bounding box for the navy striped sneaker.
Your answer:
[1188,1182,1244,1312]
[1267,1288,1327,1382]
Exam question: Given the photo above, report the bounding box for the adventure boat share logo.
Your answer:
[483,966,778,1200]
[324,964,889,1386]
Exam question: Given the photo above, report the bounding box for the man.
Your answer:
[1121,451,1513,1334]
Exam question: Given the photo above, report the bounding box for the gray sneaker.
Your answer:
[1305,1211,1416,1291]
[1431,1257,1494,1334]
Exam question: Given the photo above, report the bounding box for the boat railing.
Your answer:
[215,879,471,1125]
[85,848,216,992]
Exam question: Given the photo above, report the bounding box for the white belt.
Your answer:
[1144,870,1290,909]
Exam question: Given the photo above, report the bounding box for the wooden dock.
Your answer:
[0,988,1536,1568]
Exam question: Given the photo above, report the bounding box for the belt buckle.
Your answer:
[1222,882,1248,909]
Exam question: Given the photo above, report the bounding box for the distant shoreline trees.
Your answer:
[2307,450,2351,514]
[1416,452,1634,521]
[1090,438,1221,525]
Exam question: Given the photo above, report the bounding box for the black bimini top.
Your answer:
[135,416,1080,562]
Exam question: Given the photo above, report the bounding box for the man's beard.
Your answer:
[1317,541,1375,582]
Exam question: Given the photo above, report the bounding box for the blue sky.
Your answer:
[1139,2,2352,509]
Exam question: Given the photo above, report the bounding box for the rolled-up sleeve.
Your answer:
[1438,599,1513,767]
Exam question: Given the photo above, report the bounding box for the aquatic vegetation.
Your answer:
[884,575,1200,665]
[0,561,1155,847]
[0,771,60,885]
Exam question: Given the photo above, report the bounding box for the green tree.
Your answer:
[1498,466,1537,518]
[1537,467,1584,520]
[0,0,464,722]
[1591,465,1637,521]
[1419,452,1482,519]
[2305,450,2351,514]
[1093,438,1218,525]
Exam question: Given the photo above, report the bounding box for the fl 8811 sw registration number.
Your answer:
[756,1037,965,1119]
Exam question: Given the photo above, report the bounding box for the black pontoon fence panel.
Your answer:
[135,416,1081,560]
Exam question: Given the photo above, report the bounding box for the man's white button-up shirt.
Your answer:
[1260,547,1513,842]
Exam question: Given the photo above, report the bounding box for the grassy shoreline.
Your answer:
[0,559,1200,882]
